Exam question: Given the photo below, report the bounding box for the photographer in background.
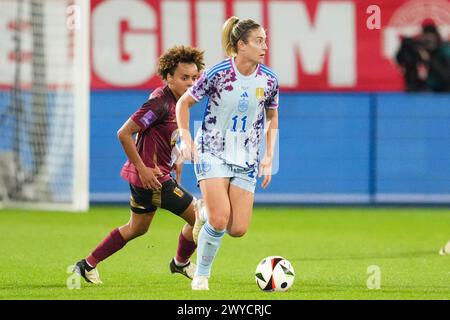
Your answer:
[396,19,450,92]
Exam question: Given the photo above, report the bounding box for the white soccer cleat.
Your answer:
[84,268,103,284]
[192,198,206,245]
[191,275,209,290]
[439,241,450,256]
[182,262,197,280]
[169,259,196,280]
[73,259,103,284]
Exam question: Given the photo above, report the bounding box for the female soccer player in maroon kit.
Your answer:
[73,46,205,284]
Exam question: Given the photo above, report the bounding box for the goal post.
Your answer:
[72,0,90,212]
[0,0,90,211]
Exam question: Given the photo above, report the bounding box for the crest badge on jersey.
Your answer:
[238,91,249,112]
[255,87,265,100]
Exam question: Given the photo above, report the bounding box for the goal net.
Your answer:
[0,0,89,211]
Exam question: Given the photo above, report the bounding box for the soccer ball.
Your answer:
[255,256,295,292]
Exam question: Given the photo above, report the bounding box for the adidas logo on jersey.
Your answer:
[240,91,249,98]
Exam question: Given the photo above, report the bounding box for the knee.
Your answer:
[130,224,149,237]
[227,227,247,238]
[207,211,229,231]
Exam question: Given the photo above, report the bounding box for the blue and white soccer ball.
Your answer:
[255,256,295,292]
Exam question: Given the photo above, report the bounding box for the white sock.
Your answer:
[85,259,94,268]
[195,221,225,277]
[174,257,188,267]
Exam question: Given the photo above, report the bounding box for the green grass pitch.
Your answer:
[1,206,449,300]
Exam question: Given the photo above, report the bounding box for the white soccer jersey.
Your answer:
[188,57,279,170]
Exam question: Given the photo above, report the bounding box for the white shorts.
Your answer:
[194,153,257,193]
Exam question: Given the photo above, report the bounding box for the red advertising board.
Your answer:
[1,0,449,91]
[89,0,449,91]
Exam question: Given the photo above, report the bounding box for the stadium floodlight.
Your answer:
[0,0,90,211]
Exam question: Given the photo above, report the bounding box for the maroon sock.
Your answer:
[86,228,127,268]
[175,231,197,265]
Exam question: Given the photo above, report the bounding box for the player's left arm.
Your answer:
[258,108,278,189]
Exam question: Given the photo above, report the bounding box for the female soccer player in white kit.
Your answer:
[176,16,279,290]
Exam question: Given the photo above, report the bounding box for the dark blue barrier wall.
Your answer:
[376,94,450,203]
[90,92,450,204]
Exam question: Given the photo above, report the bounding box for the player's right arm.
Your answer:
[176,92,198,162]
[117,119,162,190]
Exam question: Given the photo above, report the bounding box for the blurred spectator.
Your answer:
[396,19,450,92]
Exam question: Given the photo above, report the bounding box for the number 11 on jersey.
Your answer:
[231,115,247,132]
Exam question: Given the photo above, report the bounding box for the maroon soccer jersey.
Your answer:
[120,86,179,187]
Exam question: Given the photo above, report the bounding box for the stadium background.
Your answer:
[88,0,450,205]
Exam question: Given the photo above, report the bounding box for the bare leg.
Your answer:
[227,184,254,237]
[118,210,155,241]
[199,178,231,230]
[179,201,195,241]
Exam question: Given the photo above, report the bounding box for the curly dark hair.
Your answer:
[157,45,205,80]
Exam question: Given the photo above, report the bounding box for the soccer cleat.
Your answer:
[191,275,209,291]
[192,198,206,245]
[72,259,103,284]
[169,259,196,280]
[439,241,450,256]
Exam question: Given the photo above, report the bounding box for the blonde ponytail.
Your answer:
[222,16,240,57]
